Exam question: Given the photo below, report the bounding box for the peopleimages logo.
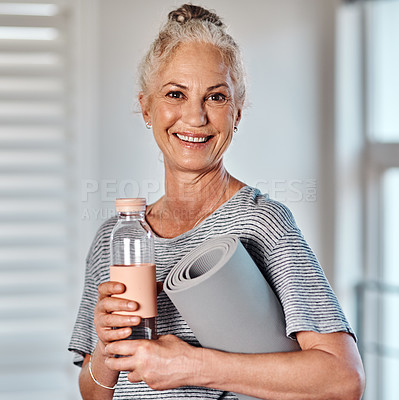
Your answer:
[255,179,317,203]
[80,178,317,220]
[81,179,161,202]
[80,179,162,221]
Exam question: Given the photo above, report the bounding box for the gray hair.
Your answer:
[138,4,246,108]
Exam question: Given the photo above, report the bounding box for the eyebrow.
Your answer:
[162,82,230,91]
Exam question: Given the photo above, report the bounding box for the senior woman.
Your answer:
[69,4,365,400]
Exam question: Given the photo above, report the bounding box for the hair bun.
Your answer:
[168,4,224,27]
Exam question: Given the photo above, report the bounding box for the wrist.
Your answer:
[89,356,117,390]
[191,347,218,388]
[89,344,119,388]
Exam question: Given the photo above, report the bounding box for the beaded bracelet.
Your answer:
[88,356,117,390]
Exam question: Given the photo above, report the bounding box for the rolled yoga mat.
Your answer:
[164,235,300,400]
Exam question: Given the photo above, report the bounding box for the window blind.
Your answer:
[0,1,78,399]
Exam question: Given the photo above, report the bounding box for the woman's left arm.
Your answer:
[104,330,365,400]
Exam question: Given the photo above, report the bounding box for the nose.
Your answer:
[181,98,208,127]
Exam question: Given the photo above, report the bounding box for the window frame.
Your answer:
[338,1,399,400]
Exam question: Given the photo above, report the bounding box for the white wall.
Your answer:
[80,0,340,284]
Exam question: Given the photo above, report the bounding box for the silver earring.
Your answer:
[233,126,238,133]
[145,121,152,129]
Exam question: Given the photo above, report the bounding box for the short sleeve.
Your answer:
[68,256,99,366]
[68,218,115,367]
[267,228,354,340]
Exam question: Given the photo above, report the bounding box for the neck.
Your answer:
[163,163,229,215]
[147,162,245,238]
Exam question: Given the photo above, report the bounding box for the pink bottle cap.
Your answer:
[115,198,146,212]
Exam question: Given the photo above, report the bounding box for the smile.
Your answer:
[175,133,211,143]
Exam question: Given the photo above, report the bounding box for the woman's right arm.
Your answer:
[79,346,118,400]
[79,281,142,399]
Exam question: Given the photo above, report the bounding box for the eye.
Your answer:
[166,91,185,100]
[206,93,228,104]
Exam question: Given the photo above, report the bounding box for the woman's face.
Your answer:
[139,42,242,174]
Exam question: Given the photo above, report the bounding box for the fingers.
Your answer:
[95,282,143,345]
[127,370,143,383]
[105,338,146,358]
[95,316,140,345]
[101,296,140,315]
[103,280,163,298]
[104,351,131,370]
[104,340,147,383]
[97,282,140,315]
[104,354,143,383]
[99,281,162,311]
[95,316,141,345]
[104,335,195,391]
[98,281,126,298]
[104,327,132,343]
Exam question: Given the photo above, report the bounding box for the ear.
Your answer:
[235,108,242,127]
[138,91,151,122]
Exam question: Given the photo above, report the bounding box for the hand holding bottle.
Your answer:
[94,280,164,348]
[104,334,204,390]
[94,281,142,347]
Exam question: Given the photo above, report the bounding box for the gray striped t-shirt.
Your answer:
[69,185,354,400]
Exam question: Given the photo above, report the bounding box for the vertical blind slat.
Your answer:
[0,2,75,398]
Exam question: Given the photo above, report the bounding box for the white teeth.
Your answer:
[176,133,208,143]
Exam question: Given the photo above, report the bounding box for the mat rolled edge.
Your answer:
[164,235,300,354]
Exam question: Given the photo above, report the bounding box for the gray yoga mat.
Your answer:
[164,235,300,400]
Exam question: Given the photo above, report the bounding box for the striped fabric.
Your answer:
[69,186,354,399]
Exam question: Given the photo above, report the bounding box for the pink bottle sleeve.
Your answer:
[110,263,157,318]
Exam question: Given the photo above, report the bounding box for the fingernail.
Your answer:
[127,301,137,310]
[130,316,140,324]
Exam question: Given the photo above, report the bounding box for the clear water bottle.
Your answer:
[110,198,157,340]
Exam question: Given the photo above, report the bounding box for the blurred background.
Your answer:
[0,0,398,399]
